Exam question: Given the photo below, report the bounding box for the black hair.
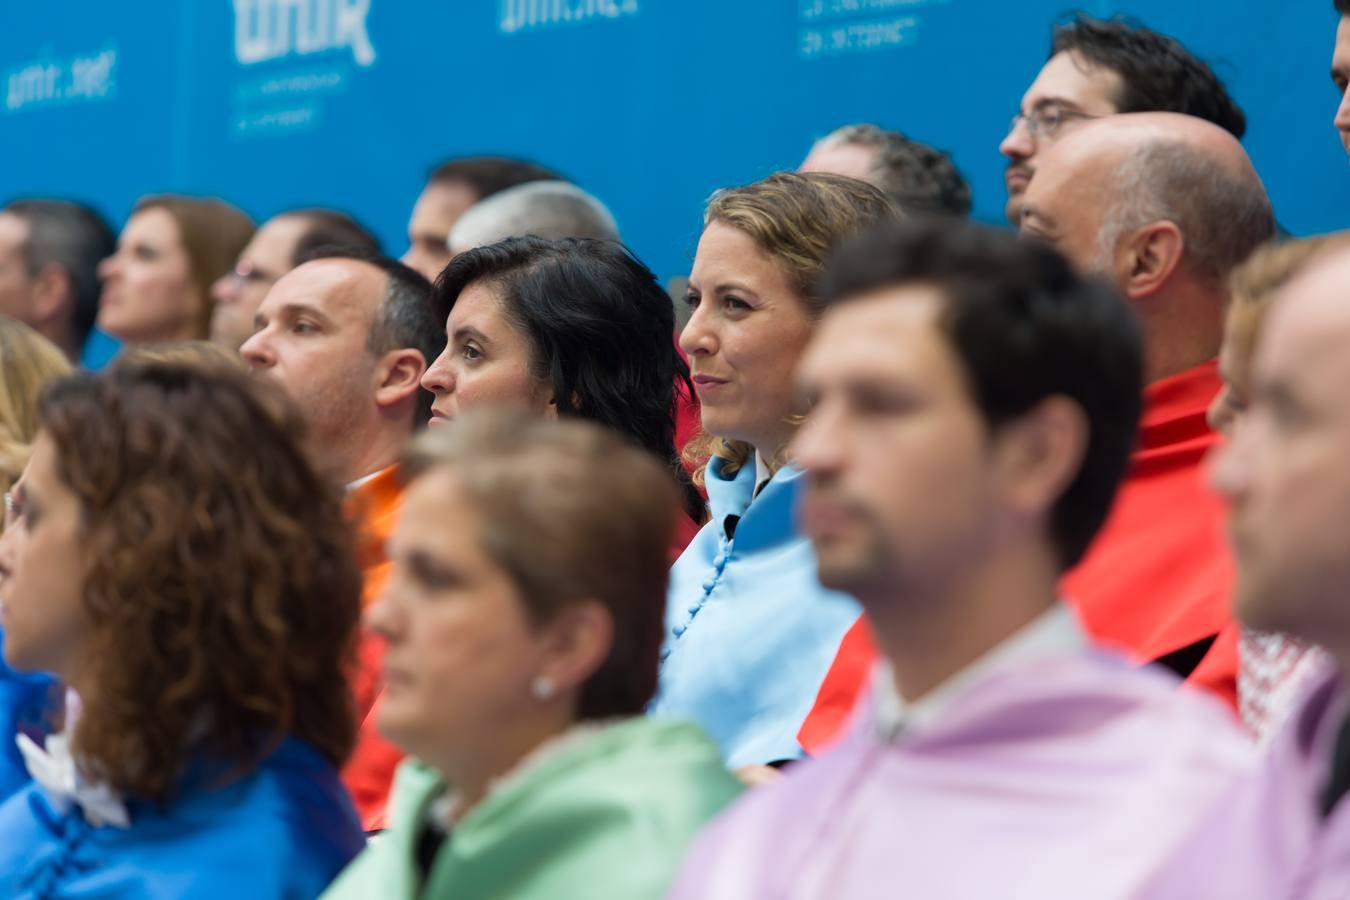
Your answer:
[286,209,382,266]
[299,246,445,428]
[1338,0,1350,15]
[434,236,704,524]
[4,199,116,350]
[1051,14,1247,139]
[427,156,564,201]
[821,219,1144,570]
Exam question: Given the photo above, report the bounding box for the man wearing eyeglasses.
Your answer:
[1000,14,1247,226]
[209,208,380,351]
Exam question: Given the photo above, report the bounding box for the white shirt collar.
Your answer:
[873,602,1087,742]
[346,469,382,493]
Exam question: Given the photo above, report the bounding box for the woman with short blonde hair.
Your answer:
[0,315,70,504]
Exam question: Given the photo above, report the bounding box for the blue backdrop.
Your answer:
[2,1,1346,280]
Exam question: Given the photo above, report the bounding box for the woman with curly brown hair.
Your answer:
[0,360,364,898]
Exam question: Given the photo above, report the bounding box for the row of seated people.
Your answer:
[0,5,1346,895]
[2,206,1350,896]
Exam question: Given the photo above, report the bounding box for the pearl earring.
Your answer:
[531,675,556,701]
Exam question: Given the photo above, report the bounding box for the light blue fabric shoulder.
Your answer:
[0,627,58,804]
[0,735,364,899]
[651,457,861,767]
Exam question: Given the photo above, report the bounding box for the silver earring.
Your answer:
[530,675,556,701]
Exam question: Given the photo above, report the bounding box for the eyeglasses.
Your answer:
[224,261,281,287]
[1008,105,1101,141]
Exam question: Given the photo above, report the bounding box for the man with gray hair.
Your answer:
[800,124,971,216]
[446,180,620,257]
[1019,111,1276,708]
[0,199,116,363]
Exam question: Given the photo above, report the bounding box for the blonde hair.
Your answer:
[0,316,72,501]
[685,171,901,483]
[1225,232,1350,376]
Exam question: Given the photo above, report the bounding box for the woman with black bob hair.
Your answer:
[421,235,705,538]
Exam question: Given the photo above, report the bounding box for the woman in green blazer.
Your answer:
[323,408,742,900]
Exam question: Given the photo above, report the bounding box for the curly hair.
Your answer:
[812,124,972,216]
[685,172,902,482]
[37,361,362,803]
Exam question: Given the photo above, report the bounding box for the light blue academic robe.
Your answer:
[651,457,861,767]
[0,736,364,899]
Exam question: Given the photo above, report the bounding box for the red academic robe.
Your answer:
[799,362,1237,754]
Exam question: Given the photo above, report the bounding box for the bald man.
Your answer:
[1020,113,1274,705]
[799,115,1272,748]
[242,252,445,828]
[1145,243,1350,895]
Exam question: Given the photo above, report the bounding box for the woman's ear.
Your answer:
[534,599,613,701]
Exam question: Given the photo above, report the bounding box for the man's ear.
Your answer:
[994,395,1088,521]
[1117,220,1185,302]
[373,349,427,410]
[30,264,73,330]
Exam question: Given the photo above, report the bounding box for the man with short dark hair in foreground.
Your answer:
[670,219,1250,900]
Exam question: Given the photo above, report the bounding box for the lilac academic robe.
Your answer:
[668,650,1252,900]
[1142,662,1350,899]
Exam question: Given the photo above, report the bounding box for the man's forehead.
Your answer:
[1258,254,1350,384]
[804,286,946,377]
[1023,50,1123,109]
[263,258,384,315]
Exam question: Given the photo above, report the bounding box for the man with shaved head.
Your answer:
[1021,112,1274,705]
[241,251,444,827]
[799,113,1271,749]
[1144,242,1350,895]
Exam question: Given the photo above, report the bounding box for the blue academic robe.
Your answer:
[651,458,861,767]
[0,627,57,803]
[0,736,364,899]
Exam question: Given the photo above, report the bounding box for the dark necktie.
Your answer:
[1320,712,1350,818]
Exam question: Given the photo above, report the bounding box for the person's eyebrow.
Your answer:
[452,324,491,344]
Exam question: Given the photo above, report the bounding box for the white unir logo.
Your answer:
[234,0,376,67]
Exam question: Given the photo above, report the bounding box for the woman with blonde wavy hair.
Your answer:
[0,316,69,807]
[0,316,70,504]
[650,172,900,771]
[0,360,364,896]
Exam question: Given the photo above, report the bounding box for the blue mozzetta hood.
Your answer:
[651,456,861,767]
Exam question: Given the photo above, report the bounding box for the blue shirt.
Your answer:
[652,457,861,768]
[0,736,364,899]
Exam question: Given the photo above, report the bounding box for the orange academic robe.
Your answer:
[799,362,1237,754]
[340,465,407,830]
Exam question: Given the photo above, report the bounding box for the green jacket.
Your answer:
[322,717,743,899]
